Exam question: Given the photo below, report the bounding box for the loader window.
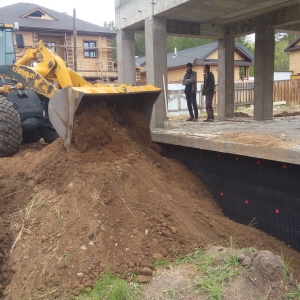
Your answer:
[0,27,16,65]
[83,41,97,58]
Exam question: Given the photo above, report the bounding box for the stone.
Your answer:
[162,230,172,238]
[252,250,284,281]
[140,267,153,276]
[170,226,177,234]
[242,256,252,268]
[128,261,135,268]
[152,253,163,259]
[136,275,152,283]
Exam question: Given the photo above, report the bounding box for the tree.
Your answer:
[103,21,116,61]
[274,33,300,71]
[103,21,115,30]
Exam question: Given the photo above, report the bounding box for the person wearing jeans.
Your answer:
[202,64,215,122]
[182,62,198,122]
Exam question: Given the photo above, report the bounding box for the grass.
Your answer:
[284,284,300,300]
[281,251,292,283]
[75,273,141,300]
[173,248,240,300]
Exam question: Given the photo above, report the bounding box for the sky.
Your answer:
[0,0,115,27]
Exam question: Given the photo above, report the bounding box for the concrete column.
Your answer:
[218,37,235,119]
[254,27,275,120]
[145,17,168,128]
[116,29,136,84]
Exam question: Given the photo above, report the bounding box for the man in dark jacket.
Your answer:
[182,62,198,122]
[202,64,215,122]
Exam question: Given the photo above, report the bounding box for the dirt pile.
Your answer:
[274,110,300,117]
[0,100,300,299]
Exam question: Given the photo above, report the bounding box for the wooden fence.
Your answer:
[273,80,300,105]
[168,80,300,115]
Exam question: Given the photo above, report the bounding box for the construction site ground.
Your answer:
[0,102,300,299]
[152,110,300,165]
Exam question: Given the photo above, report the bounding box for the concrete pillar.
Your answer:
[116,29,136,84]
[145,17,168,128]
[254,27,275,120]
[218,37,235,119]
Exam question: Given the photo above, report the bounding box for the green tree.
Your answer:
[135,33,145,57]
[103,21,115,30]
[274,33,300,71]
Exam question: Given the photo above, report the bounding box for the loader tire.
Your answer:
[0,96,22,157]
[41,127,58,144]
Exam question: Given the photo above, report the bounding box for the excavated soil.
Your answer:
[215,131,297,149]
[0,100,300,299]
[274,110,300,117]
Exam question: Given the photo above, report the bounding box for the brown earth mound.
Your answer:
[274,110,300,117]
[0,100,300,299]
[234,112,251,118]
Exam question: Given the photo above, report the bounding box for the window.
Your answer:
[84,41,97,58]
[46,42,56,52]
[22,9,55,20]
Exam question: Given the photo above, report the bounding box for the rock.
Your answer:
[170,226,177,234]
[140,267,153,276]
[136,275,152,283]
[162,230,172,238]
[140,262,154,269]
[128,261,135,268]
[252,250,284,281]
[152,253,163,259]
[100,225,105,231]
[84,281,94,288]
[24,228,33,236]
[77,272,84,278]
[242,256,252,267]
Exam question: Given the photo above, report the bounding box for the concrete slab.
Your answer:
[151,116,300,165]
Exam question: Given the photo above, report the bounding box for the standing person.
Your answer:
[202,64,215,122]
[182,62,198,122]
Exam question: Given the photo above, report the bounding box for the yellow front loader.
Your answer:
[0,37,160,155]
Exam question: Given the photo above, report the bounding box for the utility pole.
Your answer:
[73,8,77,72]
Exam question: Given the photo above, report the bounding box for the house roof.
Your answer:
[284,37,300,52]
[0,2,115,36]
[137,41,254,69]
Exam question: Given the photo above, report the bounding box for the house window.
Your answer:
[46,42,56,52]
[22,9,55,20]
[83,41,97,58]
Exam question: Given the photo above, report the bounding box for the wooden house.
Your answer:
[0,2,117,82]
[137,41,254,83]
[285,37,300,77]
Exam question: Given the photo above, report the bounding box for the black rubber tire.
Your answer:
[0,96,22,157]
[22,131,41,143]
[40,126,58,144]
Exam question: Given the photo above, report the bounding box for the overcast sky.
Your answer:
[0,0,115,27]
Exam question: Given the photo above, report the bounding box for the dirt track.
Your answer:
[0,101,300,299]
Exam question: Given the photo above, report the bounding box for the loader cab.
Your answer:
[0,24,16,65]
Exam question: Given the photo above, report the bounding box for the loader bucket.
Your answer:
[48,84,161,148]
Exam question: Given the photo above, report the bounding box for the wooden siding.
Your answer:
[289,50,300,74]
[206,50,245,61]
